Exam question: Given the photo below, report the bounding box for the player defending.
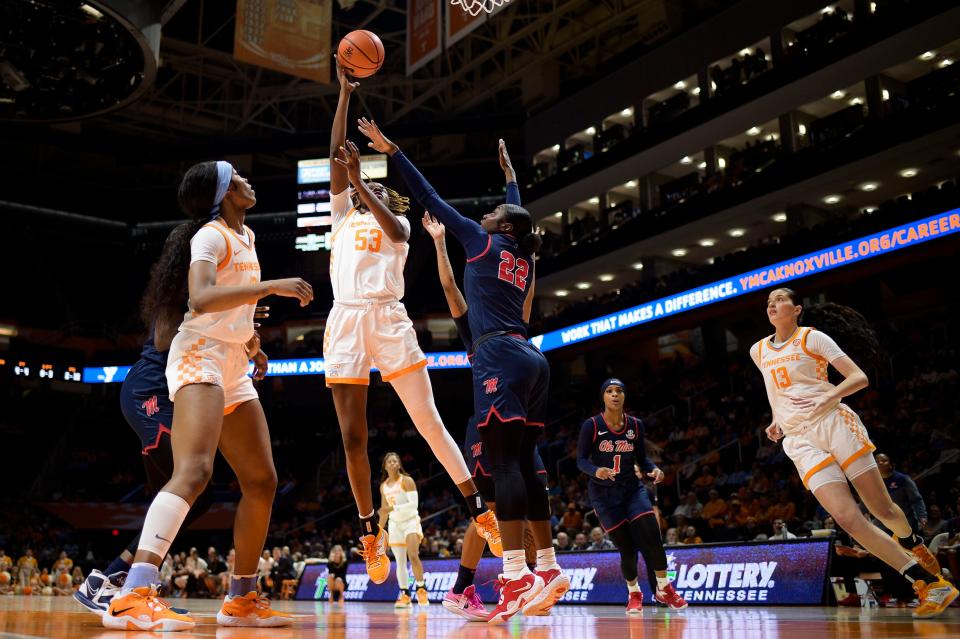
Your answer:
[578,378,687,614]
[360,118,568,624]
[326,62,501,587]
[754,289,957,619]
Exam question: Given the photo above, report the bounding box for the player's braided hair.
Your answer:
[502,204,542,255]
[779,288,882,370]
[140,161,218,331]
[350,181,410,216]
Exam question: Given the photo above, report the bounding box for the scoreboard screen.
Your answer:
[3,358,82,382]
[295,154,389,252]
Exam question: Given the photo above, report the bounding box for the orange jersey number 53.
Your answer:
[354,228,383,253]
[770,366,792,389]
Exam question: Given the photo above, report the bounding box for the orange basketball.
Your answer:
[57,572,71,587]
[39,574,50,586]
[22,585,33,595]
[337,30,385,78]
[0,571,10,585]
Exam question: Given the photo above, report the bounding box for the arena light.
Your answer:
[920,51,936,61]
[859,182,879,192]
[821,6,835,14]
[798,124,807,136]
[673,80,686,90]
[589,197,600,205]
[830,90,846,100]
[697,161,707,170]
[624,180,637,188]
[728,228,746,237]
[882,89,890,101]
[692,86,701,96]
[552,144,560,152]
[575,282,592,290]
[671,248,688,257]
[746,127,761,136]
[823,195,842,204]
[848,97,862,106]
[598,274,615,282]
[555,289,569,297]
[680,156,693,165]
[553,211,563,218]
[939,58,954,68]
[863,207,877,214]
[899,168,918,178]
[80,3,104,19]
[585,126,597,136]
[620,108,633,117]
[739,48,752,56]
[718,158,727,169]
[698,238,716,247]
[631,262,644,270]
[772,212,788,222]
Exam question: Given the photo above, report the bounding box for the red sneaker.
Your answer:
[521,568,570,616]
[654,583,688,610]
[626,591,643,615]
[487,573,544,624]
[837,593,860,607]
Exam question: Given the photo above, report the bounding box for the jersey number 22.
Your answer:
[498,250,529,290]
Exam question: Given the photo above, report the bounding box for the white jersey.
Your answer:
[329,189,410,302]
[383,477,418,523]
[750,326,848,435]
[179,219,259,344]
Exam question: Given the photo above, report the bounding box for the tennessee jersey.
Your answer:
[179,219,259,344]
[751,326,847,435]
[329,189,410,302]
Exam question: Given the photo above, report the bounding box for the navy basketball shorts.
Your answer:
[464,414,548,503]
[119,362,174,455]
[471,335,549,428]
[589,482,655,532]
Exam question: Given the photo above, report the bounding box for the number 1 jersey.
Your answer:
[329,189,411,302]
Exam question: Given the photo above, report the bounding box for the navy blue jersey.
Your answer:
[131,333,169,395]
[577,414,655,488]
[120,331,173,452]
[393,152,530,338]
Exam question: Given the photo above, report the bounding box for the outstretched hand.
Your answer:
[333,140,363,184]
[422,212,445,240]
[335,55,359,94]
[498,138,516,181]
[357,117,398,155]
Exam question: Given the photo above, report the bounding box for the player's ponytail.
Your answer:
[139,162,219,331]
[502,204,542,255]
[780,288,882,370]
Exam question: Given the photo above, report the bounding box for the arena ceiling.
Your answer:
[1,0,723,220]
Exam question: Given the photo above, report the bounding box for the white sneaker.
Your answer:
[74,569,125,616]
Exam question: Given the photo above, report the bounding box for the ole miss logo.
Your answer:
[142,395,160,417]
[483,377,499,394]
[471,442,483,458]
[626,429,636,440]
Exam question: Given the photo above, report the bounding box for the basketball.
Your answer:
[337,30,384,78]
[22,585,33,596]
[41,586,53,596]
[39,573,50,586]
[0,571,9,585]
[57,572,71,587]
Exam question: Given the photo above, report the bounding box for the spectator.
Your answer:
[672,492,702,520]
[701,489,729,528]
[876,453,928,535]
[693,466,715,490]
[51,551,73,574]
[560,502,584,533]
[767,490,797,523]
[588,527,615,551]
[573,533,590,551]
[555,532,571,552]
[922,505,948,541]
[0,550,11,574]
[681,526,703,545]
[665,528,680,545]
[17,549,37,588]
[771,519,797,540]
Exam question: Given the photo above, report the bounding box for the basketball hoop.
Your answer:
[451,0,510,17]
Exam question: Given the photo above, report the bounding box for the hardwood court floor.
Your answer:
[0,596,957,638]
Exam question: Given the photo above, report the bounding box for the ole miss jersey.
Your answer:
[392,151,529,339]
[577,414,654,488]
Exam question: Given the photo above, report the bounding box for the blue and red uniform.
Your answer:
[577,414,656,532]
[119,333,173,457]
[392,152,549,429]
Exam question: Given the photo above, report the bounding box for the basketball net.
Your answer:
[451,0,510,17]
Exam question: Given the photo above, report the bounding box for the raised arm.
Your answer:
[499,138,521,206]
[330,59,359,197]
[334,140,409,242]
[422,213,467,317]
[357,117,488,255]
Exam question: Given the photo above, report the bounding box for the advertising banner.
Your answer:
[445,1,485,47]
[295,539,831,605]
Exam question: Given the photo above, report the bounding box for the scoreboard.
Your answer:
[3,357,82,382]
[295,154,389,252]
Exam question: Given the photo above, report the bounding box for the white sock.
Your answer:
[627,581,641,593]
[391,368,471,485]
[138,491,190,557]
[535,547,561,572]
[394,546,408,592]
[503,550,529,580]
[656,575,670,590]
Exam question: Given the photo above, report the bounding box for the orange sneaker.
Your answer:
[415,586,430,606]
[216,591,295,627]
[912,577,959,619]
[394,591,412,608]
[474,510,503,558]
[101,586,195,631]
[911,543,943,579]
[360,526,391,584]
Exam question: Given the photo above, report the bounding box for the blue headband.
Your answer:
[600,378,625,401]
[209,161,234,218]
